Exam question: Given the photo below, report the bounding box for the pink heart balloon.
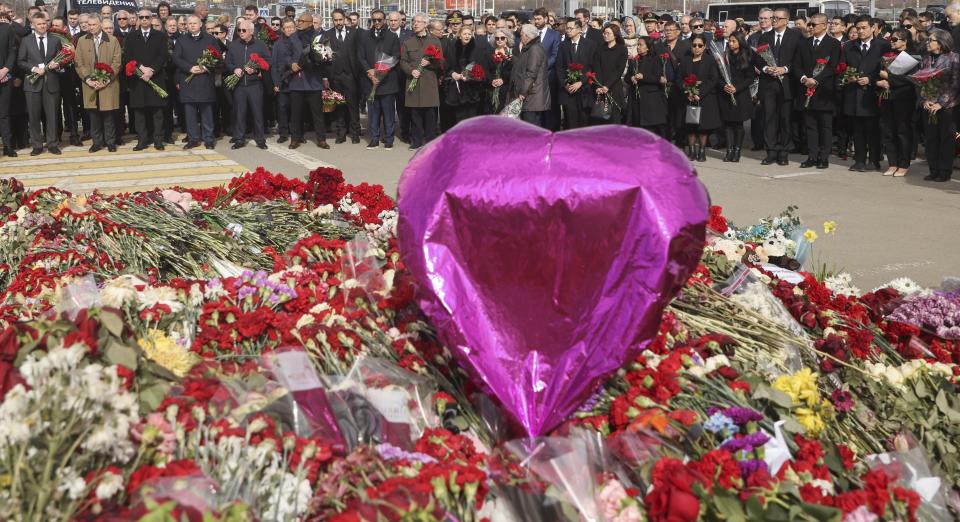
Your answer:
[398,117,709,436]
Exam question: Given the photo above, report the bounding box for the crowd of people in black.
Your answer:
[1,2,959,183]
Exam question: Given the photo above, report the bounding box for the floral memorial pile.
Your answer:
[1,119,959,522]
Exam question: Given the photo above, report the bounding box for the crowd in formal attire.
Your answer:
[1,2,960,182]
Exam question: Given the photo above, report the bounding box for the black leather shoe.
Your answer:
[760,156,776,165]
[317,139,330,149]
[351,137,361,144]
[107,145,117,152]
[181,136,189,143]
[256,143,268,150]
[183,141,200,150]
[69,137,83,147]
[872,162,883,172]
[277,136,289,144]
[817,159,829,169]
[205,143,215,150]
[155,143,165,150]
[777,153,789,166]
[850,163,866,172]
[89,145,102,153]
[335,136,347,144]
[132,143,149,151]
[3,147,16,157]
[289,139,302,149]
[30,148,42,156]
[799,159,817,168]
[48,147,61,155]
[231,141,246,149]
[923,172,939,181]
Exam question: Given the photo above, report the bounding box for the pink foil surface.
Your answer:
[397,117,709,436]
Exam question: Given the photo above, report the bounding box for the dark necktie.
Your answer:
[38,36,44,59]
[861,43,867,54]
[573,40,577,55]
[813,37,819,48]
[775,32,781,50]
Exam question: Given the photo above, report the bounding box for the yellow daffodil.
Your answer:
[138,329,197,378]
[823,221,837,235]
[803,229,818,243]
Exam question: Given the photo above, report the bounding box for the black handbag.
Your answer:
[590,93,612,120]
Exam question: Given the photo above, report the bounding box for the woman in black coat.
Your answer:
[718,32,756,162]
[678,34,721,162]
[483,28,515,114]
[442,26,485,124]
[627,36,668,135]
[591,24,628,124]
[876,28,919,177]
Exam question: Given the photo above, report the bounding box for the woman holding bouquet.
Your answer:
[592,24,628,124]
[442,26,485,125]
[718,32,756,162]
[627,36,667,135]
[916,29,959,182]
[876,29,919,177]
[678,34,720,162]
[484,28,514,114]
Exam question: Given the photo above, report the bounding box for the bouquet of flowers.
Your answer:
[185,45,221,83]
[754,43,782,84]
[682,73,701,99]
[406,44,443,92]
[322,89,346,111]
[224,52,270,90]
[804,57,829,108]
[629,54,642,97]
[491,48,512,109]
[710,40,736,105]
[26,46,75,84]
[124,60,168,98]
[565,62,585,84]
[368,53,399,101]
[47,26,76,51]
[500,97,523,118]
[466,62,485,81]
[256,25,279,48]
[85,62,114,102]
[878,51,898,105]
[659,52,671,99]
[910,67,946,122]
[310,35,335,63]
[837,62,860,87]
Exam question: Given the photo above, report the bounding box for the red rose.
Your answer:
[569,62,584,71]
[756,43,770,52]
[645,459,702,522]
[816,57,827,65]
[470,63,485,80]
[836,62,848,73]
[683,73,698,87]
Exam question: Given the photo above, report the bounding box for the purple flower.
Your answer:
[723,407,764,426]
[831,389,855,412]
[237,286,256,300]
[376,443,437,464]
[737,459,769,479]
[720,432,770,453]
[889,294,960,339]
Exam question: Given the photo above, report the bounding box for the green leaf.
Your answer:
[713,491,747,521]
[914,378,929,399]
[99,308,126,337]
[753,384,795,409]
[104,339,139,370]
[936,390,960,424]
[138,381,172,412]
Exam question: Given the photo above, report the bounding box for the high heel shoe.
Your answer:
[882,167,897,176]
[892,168,908,178]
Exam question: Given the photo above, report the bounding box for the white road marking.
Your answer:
[18,160,240,181]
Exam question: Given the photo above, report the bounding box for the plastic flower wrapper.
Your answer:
[261,346,347,455]
[338,235,394,312]
[601,429,683,493]
[129,474,236,521]
[326,356,437,450]
[499,97,523,119]
[864,440,951,522]
[210,362,308,436]
[486,441,581,522]
[56,274,102,321]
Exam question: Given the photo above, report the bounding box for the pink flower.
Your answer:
[131,412,176,457]
[597,479,642,522]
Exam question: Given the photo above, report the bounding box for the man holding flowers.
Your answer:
[173,15,219,150]
[75,14,121,153]
[123,9,169,152]
[400,13,443,150]
[18,13,63,155]
[226,20,270,150]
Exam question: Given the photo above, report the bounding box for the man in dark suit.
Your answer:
[555,18,596,129]
[798,13,842,169]
[357,9,400,149]
[753,7,802,165]
[18,13,62,155]
[326,8,361,144]
[841,15,890,172]
[124,8,169,150]
[227,19,269,150]
[533,7,560,130]
[386,10,411,142]
[172,15,219,149]
[747,8,774,151]
[0,11,17,156]
[574,8,602,45]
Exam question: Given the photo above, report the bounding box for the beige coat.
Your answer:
[74,32,122,110]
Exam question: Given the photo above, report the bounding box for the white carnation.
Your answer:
[95,471,124,500]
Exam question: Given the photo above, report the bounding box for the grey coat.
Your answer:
[399,33,443,107]
[509,37,550,112]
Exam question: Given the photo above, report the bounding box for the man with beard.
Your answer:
[285,12,329,149]
[325,9,361,144]
[124,8,169,151]
[357,10,399,149]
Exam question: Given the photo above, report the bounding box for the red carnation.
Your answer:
[756,43,770,53]
[568,62,584,71]
[836,62,848,73]
[659,52,670,60]
[423,44,444,61]
[816,57,827,65]
[124,60,138,77]
[250,52,270,71]
[469,63,484,80]
[683,73,698,87]
[883,51,897,59]
[94,62,114,75]
[206,45,222,59]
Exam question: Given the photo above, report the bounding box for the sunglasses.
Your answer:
[139,15,150,19]
[237,28,248,32]
[372,18,384,22]
[118,17,128,20]
[691,24,703,29]
[902,24,913,28]
[495,36,506,40]
[271,22,280,26]
[691,43,704,47]
[890,37,901,42]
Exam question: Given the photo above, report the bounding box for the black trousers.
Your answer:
[276,91,290,138]
[409,107,437,147]
[134,106,164,146]
[395,87,410,140]
[26,89,60,149]
[761,86,792,154]
[0,81,12,148]
[880,96,915,168]
[184,102,214,145]
[233,83,265,145]
[290,90,326,141]
[60,78,82,139]
[331,78,360,140]
[924,111,955,174]
[89,108,116,147]
[562,101,590,129]
[803,110,833,161]
[750,101,764,148]
[214,84,231,137]
[851,115,881,165]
